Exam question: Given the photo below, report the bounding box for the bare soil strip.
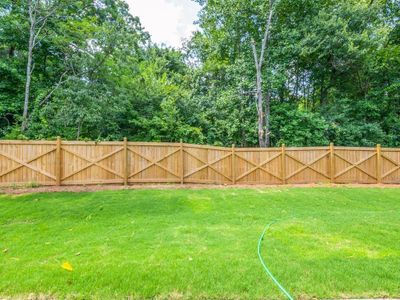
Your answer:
[1,183,400,195]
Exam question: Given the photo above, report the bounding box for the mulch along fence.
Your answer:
[0,139,399,186]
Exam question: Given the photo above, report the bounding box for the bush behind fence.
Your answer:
[1,139,400,186]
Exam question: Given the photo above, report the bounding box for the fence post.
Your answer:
[55,136,61,186]
[231,144,236,184]
[123,137,128,186]
[376,144,381,184]
[330,143,335,183]
[281,144,286,184]
[180,139,184,184]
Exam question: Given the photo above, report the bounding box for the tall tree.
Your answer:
[1,0,399,148]
[22,0,57,131]
[251,0,278,147]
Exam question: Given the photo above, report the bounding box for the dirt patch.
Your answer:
[1,183,400,195]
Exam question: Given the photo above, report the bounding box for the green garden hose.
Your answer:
[258,222,294,300]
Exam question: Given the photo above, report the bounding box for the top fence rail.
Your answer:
[0,139,399,186]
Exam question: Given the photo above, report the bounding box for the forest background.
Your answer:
[0,0,399,147]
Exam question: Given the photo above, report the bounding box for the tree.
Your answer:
[251,0,278,147]
[187,0,399,147]
[1,0,399,148]
[22,0,58,131]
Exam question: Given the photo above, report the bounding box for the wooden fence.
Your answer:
[0,139,399,186]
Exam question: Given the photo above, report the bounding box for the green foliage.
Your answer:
[188,0,400,146]
[0,0,399,146]
[271,103,329,146]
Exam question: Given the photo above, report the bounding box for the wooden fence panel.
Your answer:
[234,148,282,184]
[183,144,233,184]
[284,147,330,184]
[381,148,400,183]
[61,141,124,185]
[0,140,399,186]
[333,147,377,183]
[0,141,57,185]
[127,143,181,183]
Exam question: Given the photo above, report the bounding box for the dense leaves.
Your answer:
[188,0,400,146]
[0,0,399,146]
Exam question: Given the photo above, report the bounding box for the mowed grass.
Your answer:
[0,188,399,299]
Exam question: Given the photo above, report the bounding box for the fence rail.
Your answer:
[0,139,399,186]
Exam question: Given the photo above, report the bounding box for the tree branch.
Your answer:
[39,70,69,106]
[259,0,276,69]
[32,4,58,46]
[251,39,259,70]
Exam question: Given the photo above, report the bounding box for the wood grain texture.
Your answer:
[0,140,399,186]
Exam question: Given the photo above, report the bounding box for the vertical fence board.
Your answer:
[123,138,128,186]
[381,148,400,183]
[55,137,61,186]
[60,142,124,185]
[127,143,180,183]
[231,144,236,184]
[284,147,330,184]
[376,144,381,184]
[183,144,232,184]
[0,140,399,186]
[234,148,282,184]
[0,141,57,185]
[333,147,377,183]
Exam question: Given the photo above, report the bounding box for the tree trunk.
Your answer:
[265,91,271,147]
[8,46,15,58]
[256,66,266,147]
[320,80,328,106]
[77,121,82,140]
[250,1,276,148]
[21,0,35,132]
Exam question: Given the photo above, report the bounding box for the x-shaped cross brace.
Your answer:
[235,152,282,182]
[183,150,233,182]
[128,147,180,179]
[0,148,57,180]
[285,152,330,181]
[62,147,124,181]
[381,154,400,179]
[334,152,377,180]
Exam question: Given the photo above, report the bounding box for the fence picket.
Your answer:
[0,140,399,186]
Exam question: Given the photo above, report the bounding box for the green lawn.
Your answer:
[1,187,399,299]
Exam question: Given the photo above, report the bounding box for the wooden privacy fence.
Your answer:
[1,139,400,186]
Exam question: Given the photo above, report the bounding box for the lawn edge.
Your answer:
[1,183,400,195]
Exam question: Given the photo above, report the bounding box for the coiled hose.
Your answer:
[258,222,294,300]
